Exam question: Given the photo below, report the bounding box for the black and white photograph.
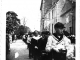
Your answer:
[0,0,77,60]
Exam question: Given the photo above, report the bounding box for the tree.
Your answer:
[6,11,20,34]
[14,25,31,39]
[18,25,31,35]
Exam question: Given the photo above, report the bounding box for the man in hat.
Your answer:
[45,22,71,60]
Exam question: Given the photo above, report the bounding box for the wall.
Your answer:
[40,0,75,34]
[60,1,75,35]
[43,0,66,34]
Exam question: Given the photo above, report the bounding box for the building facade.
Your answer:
[40,0,75,35]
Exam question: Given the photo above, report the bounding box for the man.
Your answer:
[45,22,71,60]
[27,32,33,59]
[38,31,50,60]
[31,30,41,60]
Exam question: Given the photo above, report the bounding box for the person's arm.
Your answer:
[64,36,75,57]
[27,35,31,44]
[45,36,53,52]
[64,37,71,49]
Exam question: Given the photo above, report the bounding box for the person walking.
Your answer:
[27,32,33,59]
[31,30,41,60]
[38,31,51,60]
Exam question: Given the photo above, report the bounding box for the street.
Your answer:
[6,39,32,60]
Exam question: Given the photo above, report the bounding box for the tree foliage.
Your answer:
[14,25,31,39]
[6,11,20,34]
[16,25,31,35]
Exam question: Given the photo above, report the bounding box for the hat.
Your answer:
[54,22,65,29]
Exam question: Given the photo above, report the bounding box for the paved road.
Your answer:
[6,39,33,60]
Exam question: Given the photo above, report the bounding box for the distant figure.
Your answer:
[23,34,28,44]
[31,30,41,60]
[27,32,33,59]
[9,34,12,43]
[6,34,10,54]
[12,35,14,42]
[14,35,17,40]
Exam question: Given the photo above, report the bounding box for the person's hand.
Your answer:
[35,46,38,49]
[53,48,59,52]
[45,48,51,52]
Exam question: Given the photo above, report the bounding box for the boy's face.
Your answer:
[55,28,64,35]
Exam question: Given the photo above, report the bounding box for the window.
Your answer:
[49,13,50,19]
[52,9,53,19]
[70,27,72,35]
[52,24,53,33]
[49,24,50,31]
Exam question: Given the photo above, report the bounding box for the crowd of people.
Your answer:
[6,22,75,60]
[23,22,75,60]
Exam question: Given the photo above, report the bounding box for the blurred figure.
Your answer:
[9,34,12,44]
[12,34,15,42]
[23,33,28,44]
[68,34,75,44]
[38,31,51,60]
[14,35,17,40]
[31,30,41,60]
[27,32,33,59]
[45,22,71,60]
[6,34,10,54]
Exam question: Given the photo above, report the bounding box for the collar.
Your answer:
[52,34,65,44]
[53,33,63,41]
[33,35,41,40]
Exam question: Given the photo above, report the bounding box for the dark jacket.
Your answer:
[38,36,48,55]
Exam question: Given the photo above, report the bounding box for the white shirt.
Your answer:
[46,35,71,52]
[32,35,41,40]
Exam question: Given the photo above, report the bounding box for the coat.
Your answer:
[45,34,71,54]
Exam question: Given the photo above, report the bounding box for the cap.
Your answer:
[54,22,65,29]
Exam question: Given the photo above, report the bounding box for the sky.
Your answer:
[3,0,41,32]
